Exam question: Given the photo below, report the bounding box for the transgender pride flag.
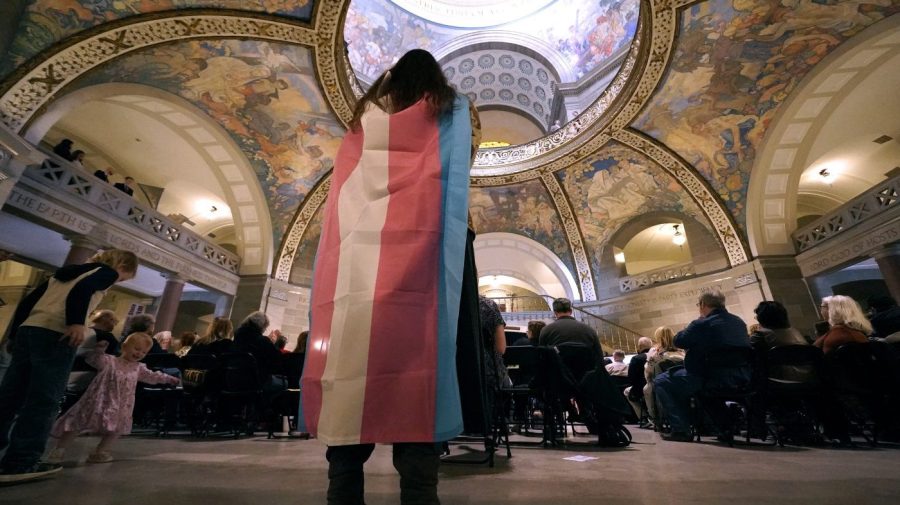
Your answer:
[300,95,472,446]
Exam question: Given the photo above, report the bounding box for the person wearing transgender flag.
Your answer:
[300,49,482,505]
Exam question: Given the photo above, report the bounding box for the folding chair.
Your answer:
[759,345,823,446]
[690,346,754,446]
[180,353,221,437]
[218,352,263,438]
[136,353,182,436]
[268,352,308,439]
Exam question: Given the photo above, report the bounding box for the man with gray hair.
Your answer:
[654,291,750,441]
[538,297,602,364]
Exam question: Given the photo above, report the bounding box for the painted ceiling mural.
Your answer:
[345,0,639,82]
[634,0,900,229]
[558,142,712,293]
[469,180,576,278]
[69,39,344,243]
[0,0,315,79]
[289,203,323,287]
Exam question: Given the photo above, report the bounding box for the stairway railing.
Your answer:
[488,295,645,353]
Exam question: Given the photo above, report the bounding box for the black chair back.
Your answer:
[763,344,822,385]
[221,352,262,393]
[828,342,890,395]
[180,353,220,394]
[554,343,597,383]
[143,353,181,372]
[503,346,543,388]
[700,345,753,391]
[278,353,305,389]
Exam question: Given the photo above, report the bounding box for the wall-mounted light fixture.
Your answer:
[672,224,686,246]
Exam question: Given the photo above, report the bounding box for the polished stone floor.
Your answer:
[3,428,899,504]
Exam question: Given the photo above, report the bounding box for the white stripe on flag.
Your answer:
[317,107,392,444]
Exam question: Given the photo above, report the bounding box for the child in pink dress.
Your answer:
[50,332,179,463]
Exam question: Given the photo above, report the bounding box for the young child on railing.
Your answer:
[49,333,179,464]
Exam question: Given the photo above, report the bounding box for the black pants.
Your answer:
[326,443,441,505]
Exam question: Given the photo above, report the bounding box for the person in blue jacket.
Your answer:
[654,291,750,441]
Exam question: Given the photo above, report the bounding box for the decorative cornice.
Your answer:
[540,173,596,301]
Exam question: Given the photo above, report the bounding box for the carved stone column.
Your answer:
[230,274,270,327]
[873,243,900,302]
[155,273,186,334]
[753,256,819,335]
[63,236,100,266]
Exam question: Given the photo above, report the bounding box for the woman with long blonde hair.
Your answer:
[189,316,234,355]
[814,296,871,354]
[643,326,684,427]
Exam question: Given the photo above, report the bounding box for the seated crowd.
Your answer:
[58,311,308,440]
[0,243,897,486]
[502,292,900,446]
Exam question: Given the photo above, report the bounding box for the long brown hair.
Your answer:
[350,49,456,131]
[198,316,233,345]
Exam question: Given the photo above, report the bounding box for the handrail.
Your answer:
[792,173,900,252]
[488,294,645,353]
[22,149,241,274]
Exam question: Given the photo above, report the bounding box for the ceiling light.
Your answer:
[818,168,835,183]
[672,224,686,246]
[614,252,626,263]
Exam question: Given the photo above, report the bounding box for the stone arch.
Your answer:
[473,232,580,301]
[24,82,274,275]
[594,210,728,298]
[746,15,900,257]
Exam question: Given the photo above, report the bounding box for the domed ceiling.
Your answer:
[1,0,898,302]
[345,0,639,140]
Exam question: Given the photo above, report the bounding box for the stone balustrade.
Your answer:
[23,154,240,275]
[619,261,696,293]
[793,173,900,253]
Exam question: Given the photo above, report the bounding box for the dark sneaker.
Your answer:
[0,462,63,484]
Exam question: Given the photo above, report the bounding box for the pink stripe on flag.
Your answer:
[360,103,443,442]
[301,131,364,435]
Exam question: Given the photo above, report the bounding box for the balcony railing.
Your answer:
[23,153,240,274]
[793,173,900,252]
[488,295,645,353]
[619,261,695,293]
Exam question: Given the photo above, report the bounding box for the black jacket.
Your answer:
[538,316,603,364]
[627,349,650,394]
[233,324,280,380]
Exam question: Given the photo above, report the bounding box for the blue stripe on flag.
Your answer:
[433,95,470,441]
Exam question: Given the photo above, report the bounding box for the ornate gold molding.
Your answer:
[540,173,596,301]
[613,128,750,267]
[275,174,330,282]
[0,13,332,131]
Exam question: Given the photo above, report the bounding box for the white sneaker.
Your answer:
[0,463,63,484]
